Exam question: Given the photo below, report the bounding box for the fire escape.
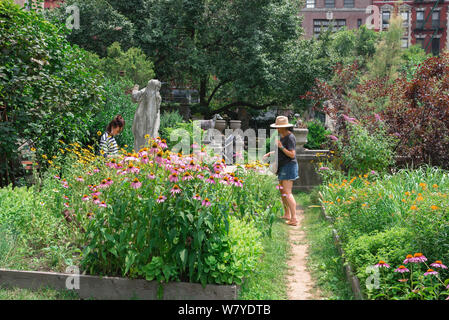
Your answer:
[414,0,444,55]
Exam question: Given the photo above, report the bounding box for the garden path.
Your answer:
[286,206,322,300]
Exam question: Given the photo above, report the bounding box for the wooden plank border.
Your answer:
[0,268,239,300]
[317,192,364,300]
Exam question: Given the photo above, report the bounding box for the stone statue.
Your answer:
[131,79,162,151]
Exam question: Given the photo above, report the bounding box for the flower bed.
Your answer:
[0,138,281,287]
[319,166,449,299]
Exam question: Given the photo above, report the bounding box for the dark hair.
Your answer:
[106,115,125,134]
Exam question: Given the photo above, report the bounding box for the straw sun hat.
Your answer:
[270,116,294,128]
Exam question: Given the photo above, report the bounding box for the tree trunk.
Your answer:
[199,77,208,107]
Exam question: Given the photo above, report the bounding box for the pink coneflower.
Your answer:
[86,171,93,176]
[403,254,414,264]
[197,174,204,180]
[411,253,427,263]
[193,194,201,201]
[202,197,211,207]
[91,191,101,196]
[149,142,159,153]
[170,184,181,196]
[99,179,109,189]
[93,168,100,173]
[124,155,138,161]
[106,177,113,186]
[159,139,167,149]
[169,172,179,183]
[131,178,142,189]
[147,172,156,180]
[82,195,89,201]
[98,201,107,208]
[374,261,390,268]
[87,212,94,220]
[374,113,381,122]
[183,172,194,181]
[53,175,60,180]
[206,176,216,184]
[424,269,438,276]
[232,177,243,187]
[342,114,357,124]
[319,167,330,171]
[282,193,287,197]
[155,151,164,164]
[212,170,222,179]
[276,184,283,190]
[220,176,230,185]
[63,202,69,208]
[370,170,377,175]
[430,261,447,269]
[127,163,140,174]
[394,265,410,273]
[329,135,339,141]
[141,155,149,164]
[156,195,167,203]
[62,195,69,200]
[92,195,100,204]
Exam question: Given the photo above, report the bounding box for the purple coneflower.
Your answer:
[169,172,179,183]
[93,168,100,173]
[170,184,181,196]
[374,261,390,268]
[53,175,60,180]
[91,191,101,196]
[82,195,89,201]
[92,195,100,204]
[232,177,243,188]
[319,167,330,171]
[149,142,159,154]
[329,135,339,141]
[156,195,167,203]
[147,172,156,180]
[98,201,107,208]
[86,171,93,176]
[141,155,149,165]
[183,172,194,181]
[197,174,204,180]
[412,253,427,263]
[75,176,83,182]
[99,179,109,189]
[342,114,357,124]
[193,194,201,201]
[63,202,70,208]
[430,261,447,269]
[276,184,283,190]
[424,269,438,276]
[131,178,142,189]
[394,265,410,273]
[155,151,164,164]
[403,254,413,264]
[158,139,167,149]
[206,176,216,184]
[106,178,113,186]
[202,197,211,207]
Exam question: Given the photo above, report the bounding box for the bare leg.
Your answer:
[279,180,291,219]
[282,180,297,224]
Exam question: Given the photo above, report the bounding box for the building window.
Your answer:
[357,19,362,28]
[306,0,315,8]
[313,19,346,37]
[432,38,440,56]
[401,11,409,28]
[432,11,440,29]
[401,38,409,48]
[416,11,424,29]
[382,11,391,29]
[344,0,354,8]
[415,38,425,49]
[325,0,335,8]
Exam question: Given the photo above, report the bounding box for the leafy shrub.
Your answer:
[337,122,397,175]
[0,0,105,185]
[159,111,184,142]
[90,79,136,151]
[304,119,331,150]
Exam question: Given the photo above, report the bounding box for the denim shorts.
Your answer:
[277,161,299,181]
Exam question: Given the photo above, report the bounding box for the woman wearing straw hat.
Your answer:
[263,116,299,226]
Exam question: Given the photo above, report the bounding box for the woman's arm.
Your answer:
[277,139,296,159]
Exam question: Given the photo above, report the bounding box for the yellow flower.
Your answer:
[405,191,411,196]
[416,196,424,202]
[97,131,102,136]
[410,205,418,210]
[124,145,128,148]
[431,205,438,210]
[145,134,150,139]
[30,147,36,152]
[100,150,105,155]
[42,154,48,159]
[48,160,53,165]
[362,203,367,207]
[432,184,438,189]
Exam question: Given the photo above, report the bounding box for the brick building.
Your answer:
[13,0,61,9]
[300,0,449,55]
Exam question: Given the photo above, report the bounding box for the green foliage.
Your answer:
[159,111,185,143]
[44,0,135,57]
[337,122,397,175]
[320,166,449,299]
[304,120,331,150]
[0,0,105,182]
[399,44,429,81]
[90,79,136,151]
[100,42,155,87]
